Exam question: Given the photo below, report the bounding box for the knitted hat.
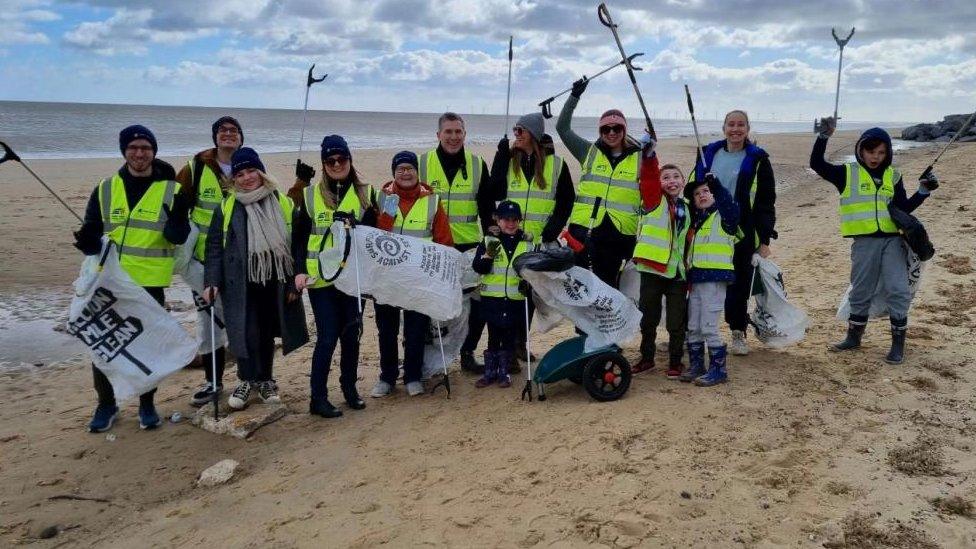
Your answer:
[391,150,418,175]
[231,147,265,175]
[495,200,523,220]
[211,116,243,147]
[515,112,545,141]
[119,124,157,155]
[598,109,627,131]
[321,134,351,161]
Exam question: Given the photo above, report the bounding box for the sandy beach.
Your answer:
[1,130,975,547]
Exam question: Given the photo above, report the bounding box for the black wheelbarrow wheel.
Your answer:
[582,352,631,401]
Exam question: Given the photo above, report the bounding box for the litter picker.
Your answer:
[297,64,328,171]
[430,322,452,397]
[504,36,514,136]
[919,109,976,185]
[814,27,855,133]
[0,141,83,223]
[597,3,656,140]
[519,297,533,401]
[208,304,220,420]
[537,53,644,119]
[684,84,707,170]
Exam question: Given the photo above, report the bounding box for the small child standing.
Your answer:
[471,200,531,388]
[632,164,690,377]
[682,174,740,386]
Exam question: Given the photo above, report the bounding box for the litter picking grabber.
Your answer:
[684,84,708,170]
[208,303,220,421]
[814,27,855,133]
[297,64,328,170]
[919,109,976,185]
[504,36,514,136]
[597,3,656,140]
[537,53,643,119]
[520,298,533,401]
[430,321,452,397]
[0,141,83,223]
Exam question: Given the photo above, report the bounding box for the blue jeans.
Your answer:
[308,286,362,402]
[374,303,429,385]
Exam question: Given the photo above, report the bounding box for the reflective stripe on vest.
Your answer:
[220,191,295,246]
[632,196,673,264]
[420,150,483,245]
[569,146,641,235]
[687,211,738,271]
[304,183,372,288]
[480,237,529,300]
[839,162,899,236]
[687,168,759,246]
[506,154,561,244]
[188,159,226,261]
[391,194,438,240]
[98,174,180,287]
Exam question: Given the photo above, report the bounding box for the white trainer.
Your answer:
[370,380,393,398]
[730,330,750,356]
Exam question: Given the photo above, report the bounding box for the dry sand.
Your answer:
[0,131,975,547]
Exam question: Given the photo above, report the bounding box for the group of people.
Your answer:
[72,79,939,433]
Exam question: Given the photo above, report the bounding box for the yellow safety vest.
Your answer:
[388,193,438,241]
[569,146,641,235]
[633,195,688,266]
[839,162,899,236]
[98,174,180,287]
[220,191,294,246]
[303,183,375,289]
[687,169,759,246]
[480,237,529,300]
[506,154,562,244]
[419,150,483,246]
[187,159,226,261]
[687,210,739,272]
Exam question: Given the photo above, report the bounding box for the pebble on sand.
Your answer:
[197,459,239,487]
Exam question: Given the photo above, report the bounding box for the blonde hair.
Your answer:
[510,137,548,190]
[233,169,278,191]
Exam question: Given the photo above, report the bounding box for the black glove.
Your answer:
[333,210,357,227]
[73,224,102,256]
[518,279,531,297]
[703,172,720,189]
[497,136,509,152]
[817,116,837,138]
[919,169,939,192]
[570,77,589,98]
[166,192,192,220]
[296,159,316,184]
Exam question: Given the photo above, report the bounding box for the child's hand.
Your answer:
[485,238,501,257]
[918,169,939,192]
[818,116,836,138]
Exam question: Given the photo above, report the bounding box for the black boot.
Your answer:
[342,385,366,411]
[460,351,484,374]
[309,398,343,418]
[828,322,866,352]
[885,326,907,365]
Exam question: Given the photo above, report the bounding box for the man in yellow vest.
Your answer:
[175,116,242,406]
[419,112,493,374]
[72,125,191,432]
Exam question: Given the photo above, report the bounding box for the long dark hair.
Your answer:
[510,136,547,190]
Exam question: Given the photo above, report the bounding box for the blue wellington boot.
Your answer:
[679,342,706,383]
[695,345,728,387]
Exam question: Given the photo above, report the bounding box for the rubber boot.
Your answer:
[885,326,907,365]
[679,342,706,383]
[695,345,728,386]
[475,351,496,388]
[829,322,866,352]
[497,350,512,388]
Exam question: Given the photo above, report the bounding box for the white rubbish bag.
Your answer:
[618,262,641,305]
[836,243,925,320]
[422,249,479,379]
[67,240,198,401]
[749,255,809,348]
[520,266,642,352]
[175,226,227,354]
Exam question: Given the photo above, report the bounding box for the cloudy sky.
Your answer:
[1,0,974,122]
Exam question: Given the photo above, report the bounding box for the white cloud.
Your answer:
[0,0,59,45]
[63,8,215,55]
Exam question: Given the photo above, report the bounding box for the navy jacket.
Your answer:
[687,179,740,284]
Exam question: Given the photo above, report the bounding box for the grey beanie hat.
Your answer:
[516,112,545,142]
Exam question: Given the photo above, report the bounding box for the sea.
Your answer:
[0,100,913,160]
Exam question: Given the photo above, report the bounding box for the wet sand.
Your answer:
[1,131,975,547]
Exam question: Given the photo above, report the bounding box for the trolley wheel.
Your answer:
[582,352,631,402]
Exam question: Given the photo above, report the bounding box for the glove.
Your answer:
[497,136,509,152]
[487,225,501,237]
[817,116,836,138]
[333,210,357,227]
[73,224,102,255]
[639,131,656,156]
[517,279,531,297]
[165,192,192,220]
[382,194,400,217]
[485,238,501,258]
[296,160,315,184]
[570,77,589,98]
[704,172,720,188]
[918,169,939,192]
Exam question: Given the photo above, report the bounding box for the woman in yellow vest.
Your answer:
[292,135,377,418]
[470,200,531,388]
[203,148,308,411]
[811,120,936,364]
[682,175,740,387]
[72,125,191,432]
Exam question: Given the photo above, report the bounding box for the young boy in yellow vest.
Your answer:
[682,174,740,386]
[811,119,936,364]
[471,200,531,388]
[632,164,690,378]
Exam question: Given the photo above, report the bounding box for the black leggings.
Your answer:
[236,281,279,382]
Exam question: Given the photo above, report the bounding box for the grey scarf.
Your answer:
[234,185,293,283]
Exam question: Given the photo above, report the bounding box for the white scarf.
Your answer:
[234,185,293,283]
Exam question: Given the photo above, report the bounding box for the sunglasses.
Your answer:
[600,125,625,135]
[512,126,525,136]
[324,156,349,167]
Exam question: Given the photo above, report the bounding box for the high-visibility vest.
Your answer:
[506,154,562,244]
[387,193,439,240]
[303,183,375,289]
[98,174,180,287]
[220,190,294,246]
[480,237,529,300]
[839,162,899,236]
[187,159,226,261]
[419,150,482,246]
[689,162,759,246]
[569,146,641,235]
[687,210,739,272]
[633,195,688,266]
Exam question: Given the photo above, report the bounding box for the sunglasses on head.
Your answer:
[600,125,625,135]
[324,156,349,167]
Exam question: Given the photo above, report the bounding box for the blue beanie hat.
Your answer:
[391,150,418,175]
[495,200,523,220]
[119,124,158,155]
[231,147,265,175]
[320,134,351,161]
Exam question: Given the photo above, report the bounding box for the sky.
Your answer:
[1,0,974,123]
